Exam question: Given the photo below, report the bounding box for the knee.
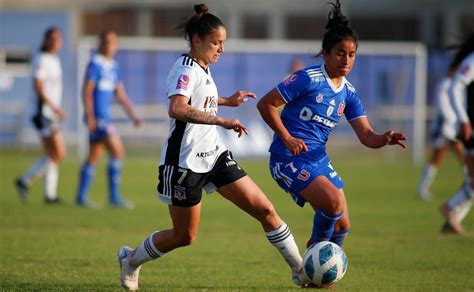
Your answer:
[174,231,198,247]
[256,203,278,224]
[325,196,344,214]
[335,218,350,231]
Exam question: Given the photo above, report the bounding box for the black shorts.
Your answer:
[31,114,58,137]
[157,150,247,207]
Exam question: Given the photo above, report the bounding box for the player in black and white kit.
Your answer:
[440,35,474,234]
[117,4,309,290]
[15,27,66,204]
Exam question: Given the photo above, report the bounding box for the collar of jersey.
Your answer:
[182,54,209,74]
[321,64,346,93]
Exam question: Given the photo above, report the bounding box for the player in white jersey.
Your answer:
[15,27,66,204]
[116,4,309,290]
[416,62,466,201]
[440,35,474,234]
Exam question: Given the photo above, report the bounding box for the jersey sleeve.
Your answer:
[276,70,312,103]
[449,54,474,123]
[167,66,197,99]
[32,55,47,81]
[344,90,367,121]
[84,61,101,83]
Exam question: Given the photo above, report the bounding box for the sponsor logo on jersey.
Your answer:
[299,107,337,128]
[315,94,324,103]
[206,79,211,85]
[196,145,219,158]
[297,169,310,181]
[329,99,336,106]
[337,103,345,116]
[283,74,297,86]
[326,106,334,116]
[176,74,189,90]
[174,186,186,201]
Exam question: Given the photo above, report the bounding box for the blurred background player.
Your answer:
[257,0,406,265]
[416,62,467,201]
[116,4,308,290]
[75,30,142,208]
[440,34,474,234]
[15,27,65,204]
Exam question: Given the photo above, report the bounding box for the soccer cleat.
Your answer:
[439,203,465,234]
[417,188,432,201]
[110,200,135,209]
[15,178,29,202]
[76,200,102,209]
[117,246,141,291]
[292,267,311,286]
[44,197,63,204]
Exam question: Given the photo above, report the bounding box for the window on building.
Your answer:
[242,14,268,39]
[152,8,190,37]
[83,9,137,36]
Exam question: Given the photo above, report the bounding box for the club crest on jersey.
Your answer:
[337,103,345,116]
[174,186,186,201]
[283,74,297,86]
[315,94,324,103]
[176,74,189,90]
[326,106,334,116]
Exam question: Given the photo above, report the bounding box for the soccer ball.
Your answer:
[303,241,348,286]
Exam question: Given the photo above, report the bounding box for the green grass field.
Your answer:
[0,148,472,291]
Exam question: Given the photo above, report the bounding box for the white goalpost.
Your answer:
[76,37,427,163]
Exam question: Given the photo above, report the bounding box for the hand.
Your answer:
[87,118,97,132]
[132,116,143,128]
[220,118,248,138]
[460,122,472,142]
[282,135,308,155]
[383,130,407,148]
[53,107,66,121]
[225,91,256,107]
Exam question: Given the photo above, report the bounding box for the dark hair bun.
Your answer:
[194,4,209,15]
[325,0,349,30]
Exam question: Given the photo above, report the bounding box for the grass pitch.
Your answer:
[0,148,472,291]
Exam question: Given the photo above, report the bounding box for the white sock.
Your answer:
[44,160,58,200]
[463,165,470,183]
[21,156,49,185]
[417,164,437,192]
[130,231,166,267]
[448,184,473,210]
[265,222,303,272]
[453,199,473,223]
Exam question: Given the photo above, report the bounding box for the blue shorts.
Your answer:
[269,154,344,207]
[89,123,116,143]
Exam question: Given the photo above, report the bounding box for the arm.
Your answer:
[115,83,142,127]
[34,78,65,120]
[449,69,472,141]
[257,88,308,155]
[83,80,97,131]
[218,90,256,107]
[169,94,248,137]
[349,116,406,149]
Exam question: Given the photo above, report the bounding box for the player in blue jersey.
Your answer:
[257,0,406,253]
[75,30,142,208]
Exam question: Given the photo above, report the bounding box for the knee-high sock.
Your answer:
[452,198,473,223]
[448,184,474,211]
[311,210,344,243]
[129,231,166,267]
[330,230,349,246]
[417,164,437,193]
[76,163,96,204]
[108,158,122,204]
[44,160,58,200]
[20,156,49,185]
[266,222,304,272]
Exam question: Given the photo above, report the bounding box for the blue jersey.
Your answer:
[269,64,366,161]
[85,54,122,123]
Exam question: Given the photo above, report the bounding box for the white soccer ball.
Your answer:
[303,241,348,286]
